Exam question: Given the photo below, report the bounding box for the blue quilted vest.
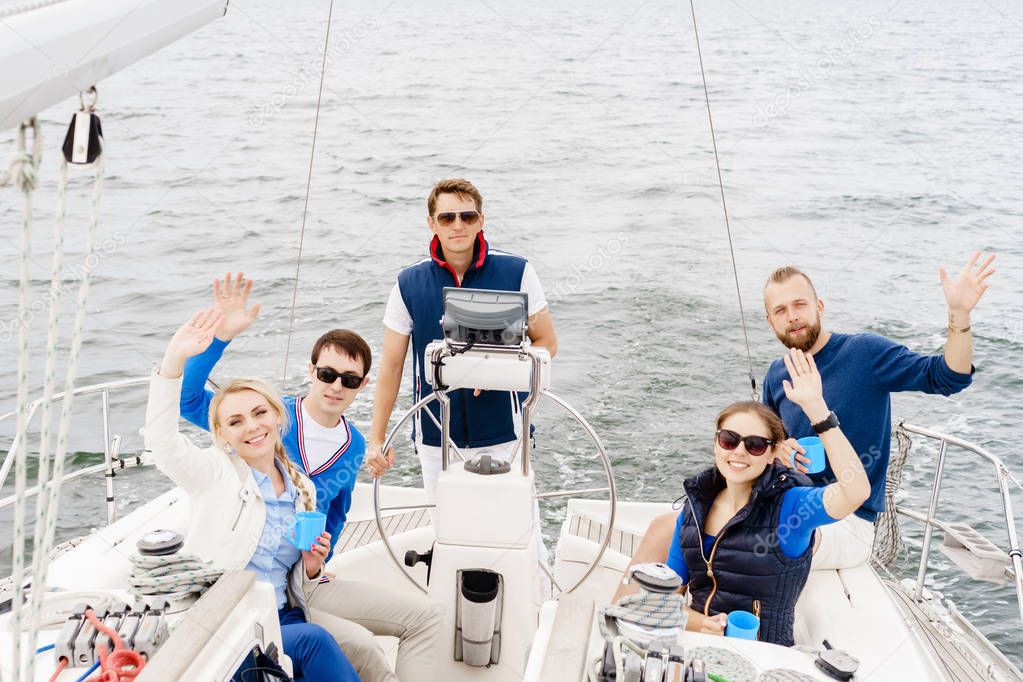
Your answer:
[397,233,528,448]
[679,463,813,646]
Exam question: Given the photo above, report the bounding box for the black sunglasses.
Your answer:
[716,429,776,457]
[434,210,481,227]
[314,366,364,389]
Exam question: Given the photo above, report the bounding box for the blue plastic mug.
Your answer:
[290,511,326,550]
[725,610,760,640]
[794,436,826,474]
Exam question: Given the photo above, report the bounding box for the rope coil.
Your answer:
[598,590,689,640]
[127,553,224,599]
[593,591,690,681]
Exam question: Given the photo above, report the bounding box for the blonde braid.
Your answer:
[276,441,314,511]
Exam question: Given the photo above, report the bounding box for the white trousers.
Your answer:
[811,514,876,570]
[305,578,443,682]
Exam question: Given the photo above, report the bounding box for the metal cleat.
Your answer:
[72,606,105,667]
[54,603,87,666]
[132,607,169,659]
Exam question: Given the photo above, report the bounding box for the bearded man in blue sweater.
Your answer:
[762,252,995,569]
[180,273,441,682]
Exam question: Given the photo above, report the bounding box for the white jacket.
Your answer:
[143,371,322,616]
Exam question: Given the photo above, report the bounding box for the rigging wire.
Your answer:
[282,0,337,383]
[687,0,759,400]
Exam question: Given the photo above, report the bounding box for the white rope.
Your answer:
[598,591,688,638]
[1005,466,1023,495]
[128,553,223,599]
[0,120,42,192]
[24,152,105,682]
[6,591,119,631]
[29,157,69,586]
[7,117,41,682]
[21,157,74,680]
[871,421,911,569]
[594,591,689,682]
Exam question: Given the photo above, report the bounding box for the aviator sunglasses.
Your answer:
[434,210,481,227]
[314,366,364,389]
[715,429,776,457]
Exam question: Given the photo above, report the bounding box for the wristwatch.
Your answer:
[812,411,840,435]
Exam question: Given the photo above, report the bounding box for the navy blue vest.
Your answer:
[397,233,528,447]
[679,463,813,646]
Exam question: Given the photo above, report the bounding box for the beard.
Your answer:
[776,318,822,352]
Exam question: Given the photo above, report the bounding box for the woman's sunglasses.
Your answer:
[314,366,364,389]
[715,429,776,457]
[434,210,481,227]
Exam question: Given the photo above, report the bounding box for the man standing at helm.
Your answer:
[365,178,558,518]
[762,252,995,569]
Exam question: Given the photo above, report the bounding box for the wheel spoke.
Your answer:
[535,486,611,500]
[422,408,468,461]
[379,503,436,512]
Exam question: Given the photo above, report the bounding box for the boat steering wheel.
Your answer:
[372,390,617,598]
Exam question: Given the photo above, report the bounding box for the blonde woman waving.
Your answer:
[145,309,359,681]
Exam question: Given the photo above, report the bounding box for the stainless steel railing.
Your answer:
[0,376,151,524]
[896,421,1023,628]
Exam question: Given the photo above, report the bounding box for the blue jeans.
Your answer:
[234,607,360,681]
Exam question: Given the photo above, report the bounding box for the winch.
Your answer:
[596,563,707,682]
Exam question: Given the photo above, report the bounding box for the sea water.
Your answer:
[1,0,1021,667]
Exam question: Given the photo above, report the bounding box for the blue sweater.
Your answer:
[763,332,972,522]
[180,338,365,561]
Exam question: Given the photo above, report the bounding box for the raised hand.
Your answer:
[213,272,260,340]
[781,348,829,423]
[161,308,224,378]
[940,251,995,316]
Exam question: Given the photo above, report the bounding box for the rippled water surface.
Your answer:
[2,0,1022,669]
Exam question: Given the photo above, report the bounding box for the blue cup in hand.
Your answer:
[725,610,760,640]
[290,511,326,550]
[794,436,826,474]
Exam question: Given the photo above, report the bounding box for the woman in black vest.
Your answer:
[616,348,870,646]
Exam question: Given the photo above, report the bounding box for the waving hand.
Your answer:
[213,272,260,340]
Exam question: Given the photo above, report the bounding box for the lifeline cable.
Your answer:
[687,0,759,400]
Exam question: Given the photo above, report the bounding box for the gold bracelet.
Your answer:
[947,324,971,334]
